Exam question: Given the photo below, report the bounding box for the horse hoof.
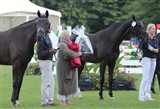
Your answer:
[110,97,115,100]
[151,89,156,94]
[99,97,104,100]
[16,100,20,105]
[12,104,19,108]
[13,100,20,107]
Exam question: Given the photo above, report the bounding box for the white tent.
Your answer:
[0,0,62,32]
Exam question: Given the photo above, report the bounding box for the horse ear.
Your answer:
[37,10,41,18]
[132,15,136,21]
[45,10,49,18]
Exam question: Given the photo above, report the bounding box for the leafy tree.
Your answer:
[30,0,44,6]
[122,0,160,26]
[30,0,126,32]
[81,0,124,33]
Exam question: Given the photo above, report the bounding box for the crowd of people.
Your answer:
[37,23,159,107]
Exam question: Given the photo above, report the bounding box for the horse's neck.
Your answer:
[15,20,37,47]
[113,20,131,49]
[26,24,37,47]
[157,33,160,40]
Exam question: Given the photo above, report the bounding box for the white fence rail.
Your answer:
[119,59,142,74]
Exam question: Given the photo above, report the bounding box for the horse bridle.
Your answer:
[36,20,58,61]
[36,17,49,35]
[129,21,146,38]
[129,21,147,59]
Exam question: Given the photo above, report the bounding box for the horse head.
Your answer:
[129,15,147,39]
[36,10,50,41]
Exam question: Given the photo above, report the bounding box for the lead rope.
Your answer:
[136,38,144,62]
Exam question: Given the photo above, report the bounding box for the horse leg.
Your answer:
[156,59,160,90]
[78,60,85,79]
[99,63,106,100]
[151,65,160,92]
[151,72,156,94]
[108,63,115,99]
[157,70,160,90]
[11,61,27,106]
[77,60,85,98]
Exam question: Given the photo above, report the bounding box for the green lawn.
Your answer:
[0,65,159,109]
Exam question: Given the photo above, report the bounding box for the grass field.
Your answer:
[0,65,159,109]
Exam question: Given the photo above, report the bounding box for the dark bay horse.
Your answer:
[77,16,146,99]
[0,10,50,106]
[151,33,160,93]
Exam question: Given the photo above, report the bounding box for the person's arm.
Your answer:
[37,42,50,57]
[148,44,159,53]
[151,48,159,53]
[49,49,58,54]
[59,43,82,59]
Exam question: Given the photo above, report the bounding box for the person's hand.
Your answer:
[77,52,82,56]
[49,49,57,54]
[137,52,142,59]
[82,52,93,56]
[148,44,154,51]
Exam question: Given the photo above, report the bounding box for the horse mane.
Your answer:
[104,19,128,31]
[156,32,160,37]
[106,16,141,31]
[87,19,129,37]
[16,18,37,28]
[156,33,160,46]
[14,15,48,30]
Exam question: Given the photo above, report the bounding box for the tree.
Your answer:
[30,0,127,32]
[82,0,124,33]
[30,0,44,6]
[122,0,160,26]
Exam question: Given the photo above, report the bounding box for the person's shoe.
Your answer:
[60,101,67,106]
[65,100,71,105]
[48,103,57,106]
[78,95,83,99]
[41,103,57,107]
[138,98,146,102]
[145,97,156,101]
[41,103,48,107]
[48,100,57,106]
